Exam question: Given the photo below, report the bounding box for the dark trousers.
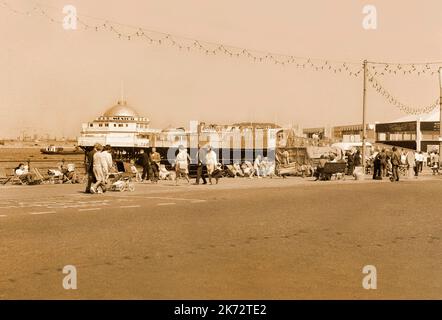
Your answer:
[373,162,381,179]
[381,163,387,177]
[315,168,324,179]
[85,173,96,193]
[142,165,151,180]
[414,163,420,176]
[416,161,423,173]
[196,165,207,184]
[151,163,159,181]
[392,165,400,181]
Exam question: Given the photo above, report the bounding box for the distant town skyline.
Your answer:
[1,0,441,139]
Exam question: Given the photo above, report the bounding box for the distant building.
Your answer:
[331,124,375,143]
[77,99,281,162]
[375,110,441,152]
[303,127,327,140]
[78,100,156,148]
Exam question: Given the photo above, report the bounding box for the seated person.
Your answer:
[159,164,171,180]
[59,162,80,183]
[129,159,142,182]
[314,155,328,181]
[232,162,244,177]
[260,157,275,177]
[211,163,224,184]
[329,154,337,163]
[241,160,255,178]
[15,163,35,184]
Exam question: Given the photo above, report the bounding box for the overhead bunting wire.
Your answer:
[0,0,364,76]
[367,70,440,115]
[368,61,442,77]
[1,1,441,116]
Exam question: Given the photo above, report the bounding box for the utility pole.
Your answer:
[439,67,442,155]
[362,60,368,176]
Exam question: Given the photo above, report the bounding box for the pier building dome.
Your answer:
[103,100,140,118]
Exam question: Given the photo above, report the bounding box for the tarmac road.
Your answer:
[0,177,441,299]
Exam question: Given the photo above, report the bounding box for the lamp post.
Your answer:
[439,67,442,156]
[362,60,368,176]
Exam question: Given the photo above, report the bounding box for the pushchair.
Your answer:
[159,164,174,180]
[108,160,135,192]
[107,172,135,192]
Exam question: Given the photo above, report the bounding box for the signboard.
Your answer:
[375,122,417,133]
[420,121,440,131]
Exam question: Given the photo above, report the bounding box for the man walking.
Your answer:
[85,145,97,193]
[195,145,207,185]
[150,147,161,183]
[379,149,387,177]
[391,146,401,182]
[139,149,151,182]
[372,152,382,180]
[414,151,423,177]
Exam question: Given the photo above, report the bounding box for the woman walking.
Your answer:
[205,146,217,184]
[175,145,191,185]
[91,143,106,193]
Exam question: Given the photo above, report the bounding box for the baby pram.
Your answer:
[107,172,135,192]
[108,160,135,192]
[159,164,174,180]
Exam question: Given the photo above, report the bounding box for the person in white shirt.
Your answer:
[15,163,34,184]
[175,145,191,185]
[415,151,424,175]
[91,143,106,193]
[101,145,113,181]
[205,146,217,184]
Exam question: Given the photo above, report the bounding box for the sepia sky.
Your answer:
[0,0,441,139]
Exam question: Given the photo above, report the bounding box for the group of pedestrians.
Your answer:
[186,145,221,185]
[84,142,441,192]
[85,143,113,194]
[137,147,161,183]
[370,147,436,182]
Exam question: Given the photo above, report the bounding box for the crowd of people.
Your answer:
[367,147,440,181]
[13,159,81,185]
[310,146,441,182]
[11,143,441,190]
[82,143,280,193]
[228,155,276,179]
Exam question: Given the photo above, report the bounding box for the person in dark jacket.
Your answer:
[346,151,354,176]
[379,149,387,177]
[353,150,361,167]
[372,152,382,180]
[138,149,151,182]
[85,145,97,193]
[195,146,207,185]
[391,146,401,182]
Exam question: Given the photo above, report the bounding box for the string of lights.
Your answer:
[367,71,440,115]
[368,62,441,77]
[0,1,365,76]
[1,1,441,116]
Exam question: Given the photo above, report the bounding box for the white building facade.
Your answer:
[77,100,158,148]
